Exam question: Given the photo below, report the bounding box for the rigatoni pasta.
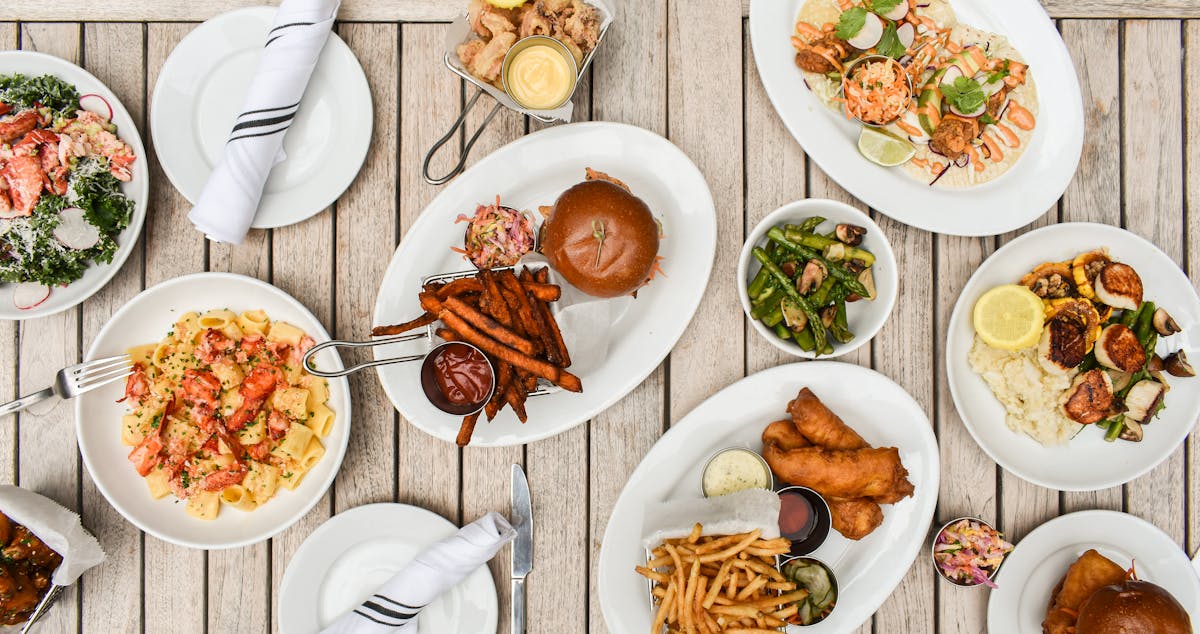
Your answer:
[118,309,334,520]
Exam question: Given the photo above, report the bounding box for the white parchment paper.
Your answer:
[0,486,105,586]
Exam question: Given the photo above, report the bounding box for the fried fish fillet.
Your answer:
[826,498,884,540]
[1043,549,1128,634]
[787,387,867,450]
[761,443,912,501]
[762,419,810,450]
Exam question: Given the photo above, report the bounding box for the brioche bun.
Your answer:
[540,179,659,298]
[1076,580,1192,634]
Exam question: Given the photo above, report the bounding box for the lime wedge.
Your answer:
[858,127,916,167]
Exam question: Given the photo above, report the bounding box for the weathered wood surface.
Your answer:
[0,3,1196,634]
[3,0,1200,22]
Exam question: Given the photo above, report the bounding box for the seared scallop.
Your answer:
[1038,314,1090,374]
[1124,379,1166,424]
[1059,368,1114,424]
[1093,262,1143,311]
[1094,324,1147,373]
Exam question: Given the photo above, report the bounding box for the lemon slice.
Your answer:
[858,127,916,167]
[973,284,1045,350]
[485,0,528,7]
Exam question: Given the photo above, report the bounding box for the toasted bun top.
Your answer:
[541,180,660,298]
[1076,580,1192,634]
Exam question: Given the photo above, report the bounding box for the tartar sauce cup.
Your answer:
[419,341,496,416]
[700,447,773,498]
[930,515,1009,588]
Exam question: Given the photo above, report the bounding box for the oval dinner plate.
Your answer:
[75,273,352,549]
[748,0,1083,236]
[372,121,717,447]
[597,362,939,633]
[0,51,149,320]
[988,510,1200,633]
[278,503,498,634]
[946,223,1200,491]
[151,7,371,229]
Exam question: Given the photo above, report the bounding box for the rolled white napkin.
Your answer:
[321,512,516,633]
[187,0,341,244]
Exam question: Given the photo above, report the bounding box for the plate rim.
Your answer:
[276,502,500,634]
[0,50,150,320]
[986,509,1200,632]
[596,360,941,633]
[74,271,353,550]
[945,222,1200,491]
[371,120,719,447]
[747,0,1084,237]
[148,5,373,230]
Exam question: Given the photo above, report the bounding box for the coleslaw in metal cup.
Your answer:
[838,54,914,127]
[931,515,1010,587]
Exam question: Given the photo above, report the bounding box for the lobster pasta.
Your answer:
[119,309,333,520]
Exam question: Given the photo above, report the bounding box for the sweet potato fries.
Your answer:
[372,267,580,446]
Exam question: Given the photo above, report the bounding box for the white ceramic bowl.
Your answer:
[75,273,351,549]
[738,199,898,358]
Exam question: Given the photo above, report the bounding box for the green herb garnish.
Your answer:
[940,76,987,115]
[835,7,868,40]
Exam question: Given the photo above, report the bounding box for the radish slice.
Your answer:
[53,207,101,250]
[903,110,929,142]
[940,65,963,87]
[950,101,986,118]
[78,93,113,121]
[897,23,915,49]
[882,3,908,21]
[976,75,1005,96]
[848,12,884,50]
[13,283,49,310]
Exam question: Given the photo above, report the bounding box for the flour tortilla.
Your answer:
[791,0,1038,188]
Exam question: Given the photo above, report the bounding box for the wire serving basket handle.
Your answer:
[423,19,611,185]
[300,267,557,397]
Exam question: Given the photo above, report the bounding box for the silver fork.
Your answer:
[0,354,132,417]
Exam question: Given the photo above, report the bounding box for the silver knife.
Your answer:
[511,463,533,634]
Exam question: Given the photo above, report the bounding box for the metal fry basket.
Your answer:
[422,8,612,185]
[301,266,558,397]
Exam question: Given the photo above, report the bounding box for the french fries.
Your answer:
[637,524,799,634]
[372,267,579,446]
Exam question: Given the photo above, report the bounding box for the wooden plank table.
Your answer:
[1,1,1196,632]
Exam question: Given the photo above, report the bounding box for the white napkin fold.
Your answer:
[187,0,341,244]
[321,512,516,633]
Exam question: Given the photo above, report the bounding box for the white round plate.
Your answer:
[0,51,149,320]
[278,503,498,634]
[738,199,899,359]
[946,223,1200,491]
[75,273,352,549]
[150,7,371,229]
[988,510,1200,633]
[748,0,1083,237]
[597,362,940,633]
[373,121,717,447]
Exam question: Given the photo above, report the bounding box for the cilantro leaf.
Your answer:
[940,76,986,114]
[986,60,1011,84]
[867,0,903,15]
[835,7,868,40]
[876,20,907,59]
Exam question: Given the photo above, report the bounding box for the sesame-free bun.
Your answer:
[1076,580,1192,634]
[541,179,659,298]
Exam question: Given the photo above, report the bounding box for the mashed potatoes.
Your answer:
[968,335,1084,445]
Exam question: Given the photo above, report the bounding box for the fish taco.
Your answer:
[789,0,1038,187]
